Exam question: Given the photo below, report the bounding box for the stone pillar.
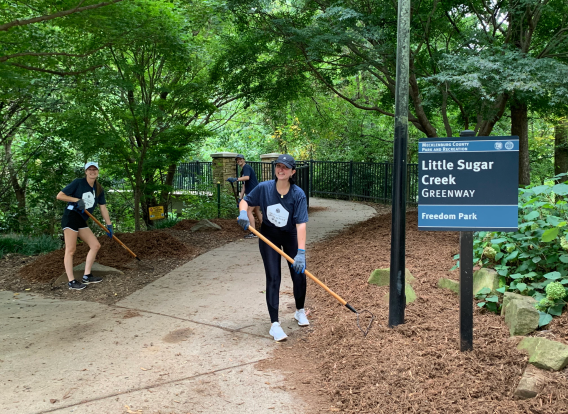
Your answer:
[211,152,238,189]
[260,153,280,182]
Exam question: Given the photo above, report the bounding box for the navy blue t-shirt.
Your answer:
[61,178,106,220]
[240,164,259,194]
[244,180,308,233]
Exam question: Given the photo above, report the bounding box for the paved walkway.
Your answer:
[0,198,376,414]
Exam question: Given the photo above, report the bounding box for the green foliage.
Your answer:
[0,234,61,259]
[475,287,501,314]
[454,176,568,320]
[181,185,239,220]
[153,215,182,230]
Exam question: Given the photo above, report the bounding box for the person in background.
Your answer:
[56,162,114,290]
[237,154,309,341]
[227,154,262,239]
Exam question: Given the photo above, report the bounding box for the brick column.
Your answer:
[260,153,280,182]
[211,152,238,190]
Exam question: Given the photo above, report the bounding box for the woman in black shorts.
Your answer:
[56,162,114,290]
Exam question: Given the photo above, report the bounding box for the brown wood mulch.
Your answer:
[268,211,568,413]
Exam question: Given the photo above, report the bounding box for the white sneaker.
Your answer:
[269,322,288,342]
[294,309,310,326]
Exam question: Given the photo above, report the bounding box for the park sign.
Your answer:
[418,136,519,232]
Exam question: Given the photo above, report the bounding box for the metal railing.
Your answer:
[174,162,212,192]
[310,160,418,205]
[175,160,418,205]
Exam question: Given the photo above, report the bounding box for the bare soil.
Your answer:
[265,209,568,413]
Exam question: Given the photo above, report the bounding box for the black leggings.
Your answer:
[259,223,307,323]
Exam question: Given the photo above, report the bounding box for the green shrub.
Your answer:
[180,185,239,220]
[153,215,182,229]
[452,174,568,323]
[0,234,62,258]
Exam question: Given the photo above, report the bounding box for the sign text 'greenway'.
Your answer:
[418,137,519,231]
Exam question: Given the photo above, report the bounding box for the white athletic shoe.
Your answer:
[294,309,310,326]
[269,322,288,342]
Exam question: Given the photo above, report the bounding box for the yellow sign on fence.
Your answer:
[148,206,164,220]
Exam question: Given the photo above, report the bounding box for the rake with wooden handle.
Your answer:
[247,226,375,336]
[84,210,140,261]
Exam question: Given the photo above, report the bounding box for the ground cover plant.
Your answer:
[0,234,61,259]
[453,176,568,325]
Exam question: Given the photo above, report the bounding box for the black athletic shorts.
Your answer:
[61,210,89,232]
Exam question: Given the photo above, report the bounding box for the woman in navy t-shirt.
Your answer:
[238,154,309,342]
[56,162,114,290]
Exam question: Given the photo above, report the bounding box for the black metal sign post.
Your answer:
[458,130,474,351]
[388,0,411,327]
[459,231,474,351]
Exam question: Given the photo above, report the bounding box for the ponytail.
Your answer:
[95,179,103,197]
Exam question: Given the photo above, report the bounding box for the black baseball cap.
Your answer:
[235,154,245,160]
[275,154,296,169]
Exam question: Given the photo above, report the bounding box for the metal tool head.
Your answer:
[356,309,375,337]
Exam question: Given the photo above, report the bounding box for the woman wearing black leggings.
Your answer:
[237,154,309,341]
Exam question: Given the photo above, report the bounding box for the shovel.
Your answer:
[228,180,240,208]
[84,210,140,261]
[247,226,375,336]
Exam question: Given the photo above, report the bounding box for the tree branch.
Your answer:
[0,0,125,32]
[8,62,102,76]
[0,43,112,62]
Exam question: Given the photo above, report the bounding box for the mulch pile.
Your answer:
[20,230,194,283]
[275,211,568,413]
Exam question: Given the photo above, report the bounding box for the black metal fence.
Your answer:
[174,162,212,191]
[310,161,418,205]
[175,160,418,205]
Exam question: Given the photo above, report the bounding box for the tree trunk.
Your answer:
[3,137,27,229]
[511,100,530,186]
[160,163,177,215]
[555,119,568,182]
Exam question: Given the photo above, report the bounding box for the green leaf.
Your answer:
[531,185,550,195]
[510,273,524,279]
[486,302,499,313]
[525,211,540,220]
[544,271,562,280]
[496,287,507,294]
[538,312,553,327]
[477,302,486,308]
[495,252,504,261]
[491,238,507,244]
[453,253,460,260]
[552,183,568,195]
[548,303,565,316]
[504,251,519,263]
[478,287,492,295]
[541,227,559,242]
[559,255,568,264]
[485,295,499,302]
[517,283,527,292]
[532,256,542,263]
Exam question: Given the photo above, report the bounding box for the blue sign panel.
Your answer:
[418,136,519,231]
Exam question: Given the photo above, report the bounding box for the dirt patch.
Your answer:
[162,327,193,343]
[266,211,568,413]
[0,219,247,305]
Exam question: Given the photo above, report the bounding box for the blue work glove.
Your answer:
[75,199,86,212]
[227,177,238,183]
[237,210,250,230]
[106,224,114,239]
[292,249,306,274]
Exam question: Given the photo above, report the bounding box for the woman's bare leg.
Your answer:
[63,229,79,282]
[78,227,101,275]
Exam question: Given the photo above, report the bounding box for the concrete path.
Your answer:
[0,198,376,414]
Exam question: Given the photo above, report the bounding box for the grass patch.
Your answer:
[0,234,62,259]
[153,217,182,229]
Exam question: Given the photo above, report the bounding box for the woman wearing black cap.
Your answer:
[56,162,114,290]
[237,154,309,341]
